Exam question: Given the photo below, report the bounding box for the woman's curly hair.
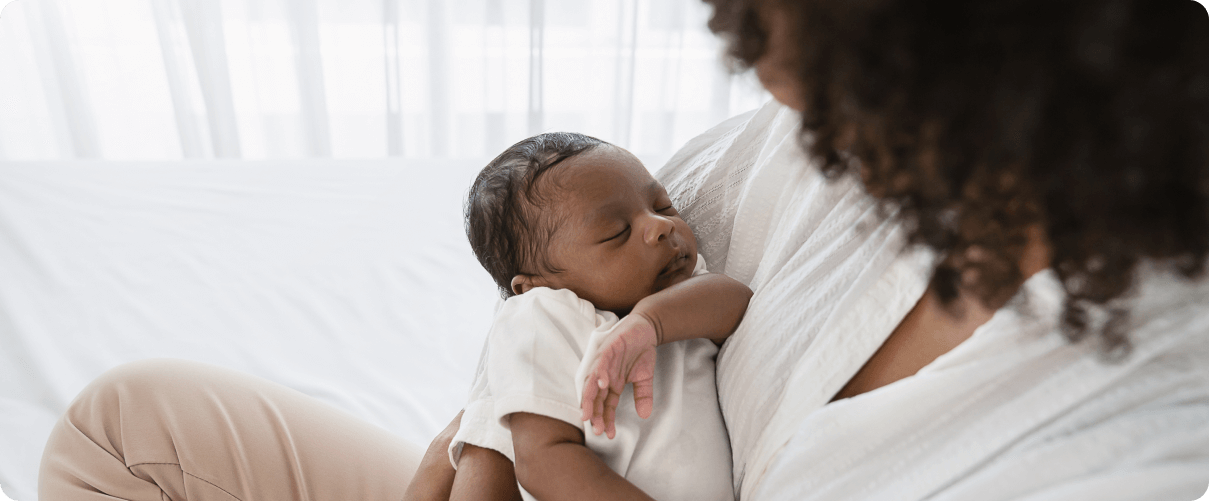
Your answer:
[705,0,1209,356]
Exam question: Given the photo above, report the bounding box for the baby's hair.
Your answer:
[466,132,607,298]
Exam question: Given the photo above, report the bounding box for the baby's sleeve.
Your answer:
[448,335,514,468]
[693,252,709,276]
[487,288,596,442]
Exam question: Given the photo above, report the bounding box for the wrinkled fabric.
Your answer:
[659,100,1209,500]
[39,359,425,501]
[0,159,500,500]
[659,100,932,497]
[756,268,1209,501]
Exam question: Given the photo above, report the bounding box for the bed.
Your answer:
[0,158,514,500]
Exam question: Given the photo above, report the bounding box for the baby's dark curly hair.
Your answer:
[465,132,606,298]
[704,0,1209,356]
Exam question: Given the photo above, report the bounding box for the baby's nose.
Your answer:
[643,215,674,245]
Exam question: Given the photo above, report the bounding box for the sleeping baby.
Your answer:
[449,132,752,501]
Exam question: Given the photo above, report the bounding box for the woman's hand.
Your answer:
[402,410,463,501]
[579,313,658,439]
[449,444,524,501]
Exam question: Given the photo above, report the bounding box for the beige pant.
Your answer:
[39,359,425,500]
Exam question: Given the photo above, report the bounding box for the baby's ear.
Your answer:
[510,274,540,295]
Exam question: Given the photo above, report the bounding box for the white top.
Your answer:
[657,99,935,495]
[754,266,1209,501]
[657,100,1209,499]
[450,256,735,501]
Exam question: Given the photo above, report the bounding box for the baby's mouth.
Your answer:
[658,253,687,278]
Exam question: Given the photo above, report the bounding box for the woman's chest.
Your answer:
[832,285,995,401]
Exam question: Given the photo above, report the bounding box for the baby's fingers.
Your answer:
[632,379,654,419]
[577,377,592,421]
[591,377,609,435]
[603,390,621,439]
[581,374,599,422]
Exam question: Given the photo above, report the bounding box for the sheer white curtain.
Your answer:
[0,0,767,161]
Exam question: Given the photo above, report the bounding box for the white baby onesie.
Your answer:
[450,256,734,501]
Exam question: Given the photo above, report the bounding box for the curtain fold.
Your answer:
[426,0,450,157]
[526,0,542,136]
[382,0,403,156]
[149,0,206,158]
[179,0,241,157]
[285,0,331,157]
[24,0,99,158]
[0,0,769,161]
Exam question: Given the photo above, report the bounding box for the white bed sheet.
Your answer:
[0,159,505,501]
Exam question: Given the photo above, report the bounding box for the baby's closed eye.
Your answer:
[602,225,630,243]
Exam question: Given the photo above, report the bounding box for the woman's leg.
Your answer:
[39,358,425,501]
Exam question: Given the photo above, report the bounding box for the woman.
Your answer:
[39,0,1208,500]
[691,0,1208,499]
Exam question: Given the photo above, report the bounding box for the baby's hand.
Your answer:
[579,313,658,439]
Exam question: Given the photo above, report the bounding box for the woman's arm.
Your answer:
[402,410,463,501]
[403,410,524,501]
[509,412,655,501]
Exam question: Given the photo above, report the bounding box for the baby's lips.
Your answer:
[658,252,686,277]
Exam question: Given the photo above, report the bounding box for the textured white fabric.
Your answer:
[659,100,1209,500]
[451,257,732,501]
[658,100,934,496]
[755,267,1209,501]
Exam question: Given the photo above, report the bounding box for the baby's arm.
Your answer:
[509,412,656,501]
[581,273,752,437]
[449,445,523,501]
[403,410,522,501]
[633,272,752,346]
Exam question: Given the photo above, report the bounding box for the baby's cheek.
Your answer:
[596,278,648,312]
[675,220,697,245]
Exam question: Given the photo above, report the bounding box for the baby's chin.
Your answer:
[592,289,655,317]
[587,258,697,314]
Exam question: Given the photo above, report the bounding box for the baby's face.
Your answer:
[519,145,698,313]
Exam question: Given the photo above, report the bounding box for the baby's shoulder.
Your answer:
[500,287,588,316]
[494,287,618,332]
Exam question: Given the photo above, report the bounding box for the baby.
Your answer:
[450,132,751,501]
